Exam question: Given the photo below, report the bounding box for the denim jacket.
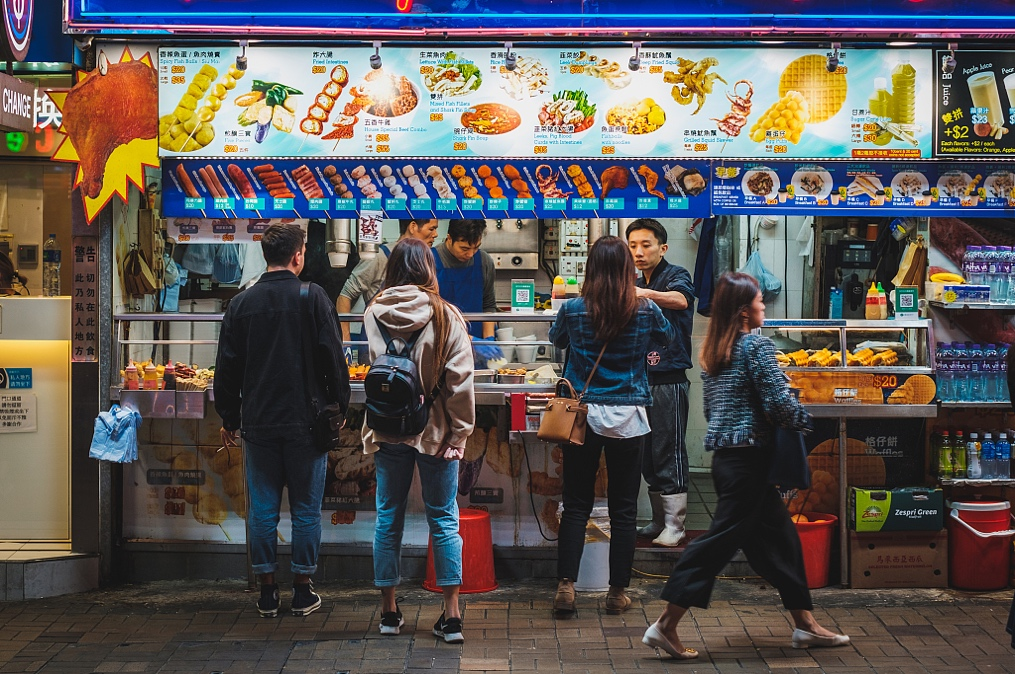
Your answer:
[549,297,676,405]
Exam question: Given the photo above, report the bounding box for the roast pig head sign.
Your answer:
[0,73,33,132]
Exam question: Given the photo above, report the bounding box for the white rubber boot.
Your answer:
[652,493,688,547]
[637,490,664,538]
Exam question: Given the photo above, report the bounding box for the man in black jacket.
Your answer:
[627,219,696,547]
[215,224,350,618]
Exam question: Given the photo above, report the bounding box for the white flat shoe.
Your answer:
[792,628,850,649]
[642,623,699,660]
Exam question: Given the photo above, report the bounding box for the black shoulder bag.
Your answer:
[300,282,345,453]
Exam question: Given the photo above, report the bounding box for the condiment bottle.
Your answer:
[124,362,139,390]
[163,362,177,391]
[876,282,888,319]
[143,363,159,390]
[552,275,566,299]
[865,282,880,320]
[565,277,580,298]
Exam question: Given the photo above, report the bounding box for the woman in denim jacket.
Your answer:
[642,273,849,660]
[549,236,675,616]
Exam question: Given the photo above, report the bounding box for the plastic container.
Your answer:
[124,363,139,391]
[551,275,566,299]
[575,504,612,591]
[868,77,894,146]
[891,52,917,125]
[794,513,838,589]
[424,507,497,593]
[828,287,843,319]
[876,282,888,319]
[946,500,1015,590]
[143,363,159,390]
[42,233,61,296]
[865,282,880,320]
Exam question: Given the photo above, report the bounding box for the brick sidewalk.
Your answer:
[0,579,1012,673]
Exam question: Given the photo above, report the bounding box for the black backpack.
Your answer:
[364,316,445,436]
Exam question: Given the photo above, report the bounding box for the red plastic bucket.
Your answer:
[424,508,498,594]
[947,500,1015,591]
[794,512,838,589]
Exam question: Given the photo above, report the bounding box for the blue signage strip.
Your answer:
[163,158,713,219]
[0,368,32,389]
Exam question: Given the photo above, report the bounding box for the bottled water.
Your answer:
[984,344,1000,401]
[962,246,976,283]
[997,432,1012,480]
[981,433,996,479]
[953,343,970,402]
[998,345,1006,401]
[42,233,60,296]
[1008,250,1015,304]
[970,246,986,285]
[969,344,985,402]
[936,342,952,402]
[997,246,1012,303]
[967,432,983,479]
[985,246,999,301]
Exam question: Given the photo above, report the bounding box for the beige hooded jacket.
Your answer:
[361,284,476,455]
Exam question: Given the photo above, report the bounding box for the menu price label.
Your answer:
[361,198,381,210]
[667,197,688,210]
[488,198,508,210]
[436,198,457,211]
[637,197,659,210]
[308,198,329,211]
[384,198,407,211]
[273,198,294,210]
[604,198,624,210]
[243,198,264,210]
[334,198,357,210]
[184,197,205,209]
[543,197,566,210]
[213,198,234,210]
[514,198,534,210]
[462,198,483,210]
[572,198,598,210]
[936,49,1015,157]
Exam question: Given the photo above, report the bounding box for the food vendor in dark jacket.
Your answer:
[627,218,696,548]
[432,218,502,364]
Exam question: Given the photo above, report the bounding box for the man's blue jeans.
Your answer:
[373,443,463,588]
[244,434,327,576]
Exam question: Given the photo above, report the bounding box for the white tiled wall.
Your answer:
[738,215,812,320]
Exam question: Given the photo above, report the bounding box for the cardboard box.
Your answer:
[850,487,944,532]
[849,530,947,589]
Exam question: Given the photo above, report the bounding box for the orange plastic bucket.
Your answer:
[794,512,838,589]
[424,507,498,594]
[947,500,1015,591]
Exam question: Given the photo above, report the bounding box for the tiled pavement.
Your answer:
[1,578,1013,674]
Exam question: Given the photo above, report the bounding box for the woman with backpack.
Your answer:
[641,273,848,660]
[362,237,475,644]
[549,235,675,616]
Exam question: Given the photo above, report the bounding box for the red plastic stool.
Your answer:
[423,507,498,593]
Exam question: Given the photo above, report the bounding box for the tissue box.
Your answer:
[943,284,990,304]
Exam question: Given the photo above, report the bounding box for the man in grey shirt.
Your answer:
[336,218,438,346]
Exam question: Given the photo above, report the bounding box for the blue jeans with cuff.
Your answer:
[244,434,328,576]
[373,443,463,588]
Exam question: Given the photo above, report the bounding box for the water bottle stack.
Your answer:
[937,341,1011,403]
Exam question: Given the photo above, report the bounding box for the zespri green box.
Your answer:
[849,487,944,532]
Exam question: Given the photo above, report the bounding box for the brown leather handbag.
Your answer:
[536,344,607,446]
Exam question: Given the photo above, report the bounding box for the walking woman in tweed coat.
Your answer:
[642,272,850,660]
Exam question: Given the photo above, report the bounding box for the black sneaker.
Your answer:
[291,582,322,617]
[379,600,405,636]
[257,583,279,618]
[432,612,464,643]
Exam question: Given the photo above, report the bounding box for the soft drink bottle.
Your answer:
[953,344,970,402]
[997,246,1012,303]
[997,432,1011,480]
[936,342,952,402]
[953,430,967,478]
[967,432,983,479]
[42,233,60,296]
[969,344,985,402]
[936,430,954,479]
[981,432,996,479]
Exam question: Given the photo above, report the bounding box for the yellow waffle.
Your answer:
[778,54,848,124]
[848,348,874,366]
[887,388,909,404]
[870,349,898,367]
[901,374,937,405]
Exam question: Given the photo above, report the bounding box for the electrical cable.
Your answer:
[520,432,558,542]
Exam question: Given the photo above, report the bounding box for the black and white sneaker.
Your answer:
[257,583,280,618]
[291,582,322,617]
[379,603,405,636]
[432,612,464,644]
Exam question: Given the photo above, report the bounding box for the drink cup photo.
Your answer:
[967,71,1004,132]
[1004,73,1015,120]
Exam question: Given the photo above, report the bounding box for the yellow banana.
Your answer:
[930,272,965,284]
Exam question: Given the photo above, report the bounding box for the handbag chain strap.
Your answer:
[577,343,608,401]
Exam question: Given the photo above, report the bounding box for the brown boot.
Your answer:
[605,587,631,615]
[554,579,576,615]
